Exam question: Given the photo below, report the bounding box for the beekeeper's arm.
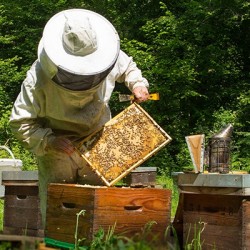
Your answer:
[116,50,149,103]
[9,74,74,157]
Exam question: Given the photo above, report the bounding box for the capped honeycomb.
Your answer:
[77,103,172,186]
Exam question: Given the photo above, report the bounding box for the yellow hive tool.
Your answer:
[118,93,160,102]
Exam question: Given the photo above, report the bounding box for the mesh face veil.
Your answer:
[52,61,116,91]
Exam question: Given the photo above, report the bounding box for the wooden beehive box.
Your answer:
[182,193,243,250]
[173,173,250,250]
[77,103,172,186]
[46,183,172,244]
[2,171,44,237]
[123,167,157,187]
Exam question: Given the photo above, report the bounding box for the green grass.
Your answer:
[156,175,179,218]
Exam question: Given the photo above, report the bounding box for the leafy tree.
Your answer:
[129,1,250,172]
[0,0,249,173]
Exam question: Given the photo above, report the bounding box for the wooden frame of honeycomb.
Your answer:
[77,103,172,186]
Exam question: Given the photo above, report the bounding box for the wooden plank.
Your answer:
[5,185,38,196]
[46,217,93,242]
[4,207,41,229]
[94,186,171,236]
[94,187,170,210]
[5,195,40,208]
[47,202,94,219]
[183,193,243,213]
[46,185,101,211]
[93,210,168,240]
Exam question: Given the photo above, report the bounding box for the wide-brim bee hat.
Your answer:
[38,9,120,82]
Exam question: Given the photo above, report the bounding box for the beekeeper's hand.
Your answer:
[132,86,149,103]
[46,136,75,155]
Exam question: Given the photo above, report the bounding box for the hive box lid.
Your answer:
[0,159,22,168]
[177,172,250,188]
[77,103,172,186]
[2,170,38,181]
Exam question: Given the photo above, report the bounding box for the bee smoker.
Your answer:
[207,124,233,174]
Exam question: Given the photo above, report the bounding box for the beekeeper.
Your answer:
[9,9,149,228]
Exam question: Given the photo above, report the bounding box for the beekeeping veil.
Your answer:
[38,9,120,90]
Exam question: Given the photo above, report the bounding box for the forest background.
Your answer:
[0,0,249,175]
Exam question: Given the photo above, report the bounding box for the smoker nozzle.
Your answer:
[212,124,233,139]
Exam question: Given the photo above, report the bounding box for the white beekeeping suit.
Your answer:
[9,9,149,228]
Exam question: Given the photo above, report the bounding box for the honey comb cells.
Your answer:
[77,103,172,186]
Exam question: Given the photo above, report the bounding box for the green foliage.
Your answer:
[81,0,164,40]
[157,175,179,217]
[76,210,207,250]
[0,0,249,173]
[232,89,250,170]
[233,132,250,171]
[0,84,37,170]
[90,224,122,250]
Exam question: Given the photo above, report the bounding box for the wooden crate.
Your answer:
[173,173,250,250]
[46,183,172,244]
[2,171,44,237]
[182,193,243,250]
[77,103,172,186]
[122,167,157,187]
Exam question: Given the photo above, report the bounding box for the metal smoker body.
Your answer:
[208,124,233,174]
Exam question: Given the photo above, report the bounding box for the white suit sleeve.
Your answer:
[115,50,149,91]
[9,73,55,156]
